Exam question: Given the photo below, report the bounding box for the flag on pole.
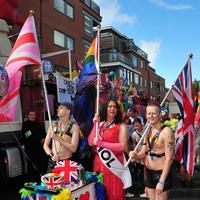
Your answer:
[0,14,41,121]
[76,37,98,94]
[74,36,99,129]
[172,57,195,175]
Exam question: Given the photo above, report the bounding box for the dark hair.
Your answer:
[27,110,36,115]
[133,117,142,125]
[100,98,122,123]
[59,102,73,115]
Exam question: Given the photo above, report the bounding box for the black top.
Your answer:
[22,120,45,157]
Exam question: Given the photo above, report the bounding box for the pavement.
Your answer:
[125,165,200,200]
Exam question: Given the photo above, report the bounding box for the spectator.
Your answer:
[22,110,47,182]
[130,117,146,197]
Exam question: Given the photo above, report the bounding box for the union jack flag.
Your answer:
[42,173,64,190]
[53,160,79,182]
[172,57,194,175]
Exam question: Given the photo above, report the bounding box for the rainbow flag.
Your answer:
[76,37,98,94]
[74,37,98,129]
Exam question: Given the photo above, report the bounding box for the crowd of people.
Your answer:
[21,97,200,200]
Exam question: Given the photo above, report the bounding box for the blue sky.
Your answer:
[95,0,200,88]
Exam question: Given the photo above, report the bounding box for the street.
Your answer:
[1,166,200,200]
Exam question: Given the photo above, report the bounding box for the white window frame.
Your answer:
[54,0,74,19]
[84,15,93,37]
[54,30,74,50]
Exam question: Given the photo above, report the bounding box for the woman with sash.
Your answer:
[88,99,131,200]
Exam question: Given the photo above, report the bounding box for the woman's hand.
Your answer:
[129,151,137,161]
[93,137,98,146]
[93,113,100,123]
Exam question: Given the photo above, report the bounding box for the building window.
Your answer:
[150,81,153,89]
[141,60,144,68]
[145,79,147,88]
[83,39,91,55]
[132,55,137,67]
[54,30,74,50]
[84,15,93,37]
[84,0,91,7]
[134,73,139,85]
[54,0,74,19]
[140,77,143,87]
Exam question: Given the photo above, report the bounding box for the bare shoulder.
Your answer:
[163,126,175,140]
[72,122,80,131]
[120,122,128,130]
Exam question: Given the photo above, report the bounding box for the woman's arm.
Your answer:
[95,123,128,152]
[88,114,100,146]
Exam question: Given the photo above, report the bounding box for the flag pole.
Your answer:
[125,53,193,167]
[29,10,53,131]
[95,25,101,137]
[40,61,53,132]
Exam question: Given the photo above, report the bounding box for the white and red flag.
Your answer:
[172,57,195,175]
[0,14,41,121]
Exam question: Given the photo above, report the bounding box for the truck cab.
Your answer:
[0,19,27,184]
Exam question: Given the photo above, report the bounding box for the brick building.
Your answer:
[100,26,165,105]
[8,0,101,121]
[5,0,165,121]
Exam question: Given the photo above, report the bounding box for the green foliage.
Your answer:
[192,79,200,92]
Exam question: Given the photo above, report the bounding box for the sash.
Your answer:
[97,147,132,189]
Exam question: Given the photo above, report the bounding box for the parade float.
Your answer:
[19,160,105,200]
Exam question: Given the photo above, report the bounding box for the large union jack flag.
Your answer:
[53,160,79,183]
[172,58,194,175]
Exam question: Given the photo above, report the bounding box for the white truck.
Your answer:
[0,19,27,184]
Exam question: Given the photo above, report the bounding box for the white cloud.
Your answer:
[95,0,137,26]
[140,40,161,67]
[148,0,192,10]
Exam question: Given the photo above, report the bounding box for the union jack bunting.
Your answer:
[172,58,194,175]
[53,160,79,182]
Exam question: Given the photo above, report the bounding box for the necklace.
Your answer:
[147,125,164,160]
[57,121,70,139]
[99,120,115,139]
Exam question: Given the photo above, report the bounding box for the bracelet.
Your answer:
[142,142,147,145]
[159,180,165,185]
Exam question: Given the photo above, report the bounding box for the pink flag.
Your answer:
[0,15,41,121]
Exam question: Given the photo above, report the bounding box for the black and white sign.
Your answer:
[56,76,76,104]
